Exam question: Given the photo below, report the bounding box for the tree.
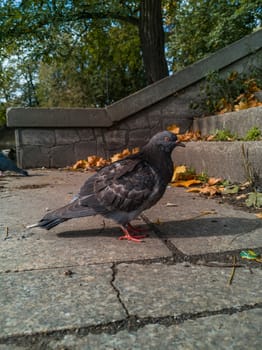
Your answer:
[37,23,146,107]
[166,0,262,71]
[139,0,168,83]
[0,0,168,85]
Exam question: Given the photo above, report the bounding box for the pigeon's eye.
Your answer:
[164,136,170,142]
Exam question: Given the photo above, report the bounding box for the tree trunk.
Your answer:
[139,0,169,84]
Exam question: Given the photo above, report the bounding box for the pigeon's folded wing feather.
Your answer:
[78,157,161,214]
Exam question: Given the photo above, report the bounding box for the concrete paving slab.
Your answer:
[0,170,171,272]
[145,187,262,255]
[21,308,261,350]
[114,263,262,318]
[0,225,170,272]
[0,169,261,349]
[0,265,125,338]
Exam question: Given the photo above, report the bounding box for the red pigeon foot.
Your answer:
[118,225,147,243]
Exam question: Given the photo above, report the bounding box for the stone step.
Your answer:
[192,106,262,138]
[173,140,262,183]
[178,107,262,183]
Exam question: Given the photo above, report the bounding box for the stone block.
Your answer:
[20,128,56,146]
[17,146,50,168]
[74,141,97,159]
[77,128,96,140]
[50,145,76,168]
[193,106,262,137]
[104,129,127,151]
[125,114,149,130]
[128,129,151,149]
[7,107,111,127]
[173,141,262,183]
[55,128,80,144]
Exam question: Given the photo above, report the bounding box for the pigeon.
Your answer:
[0,152,28,176]
[28,131,185,242]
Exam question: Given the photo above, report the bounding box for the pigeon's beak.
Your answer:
[175,140,185,147]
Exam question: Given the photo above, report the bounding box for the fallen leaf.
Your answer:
[185,187,202,193]
[154,218,161,225]
[206,134,216,141]
[132,147,140,154]
[166,202,178,207]
[234,101,249,111]
[208,177,222,186]
[178,130,202,142]
[222,185,239,194]
[245,192,262,208]
[72,160,88,170]
[171,165,187,182]
[173,179,202,188]
[255,212,262,219]
[187,185,221,196]
[167,124,180,134]
[236,194,247,200]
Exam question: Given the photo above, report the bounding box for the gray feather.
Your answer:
[0,152,28,176]
[30,131,185,230]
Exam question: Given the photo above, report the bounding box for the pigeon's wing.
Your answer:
[0,153,28,175]
[0,153,10,171]
[78,156,162,214]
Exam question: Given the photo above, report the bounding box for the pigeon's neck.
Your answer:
[143,146,173,183]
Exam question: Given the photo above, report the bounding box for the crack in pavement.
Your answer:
[110,262,130,317]
[140,213,262,267]
[1,302,261,348]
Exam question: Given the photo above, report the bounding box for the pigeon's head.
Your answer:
[148,131,185,153]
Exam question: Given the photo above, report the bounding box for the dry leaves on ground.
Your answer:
[71,147,139,170]
[170,165,224,197]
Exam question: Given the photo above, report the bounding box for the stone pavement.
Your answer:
[0,170,261,349]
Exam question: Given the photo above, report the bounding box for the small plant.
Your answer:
[245,192,262,208]
[196,171,209,183]
[191,65,262,116]
[213,129,237,141]
[244,126,261,141]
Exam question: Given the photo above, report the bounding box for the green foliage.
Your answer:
[0,0,261,111]
[245,192,262,208]
[244,126,262,141]
[0,104,6,126]
[196,172,209,183]
[36,23,145,107]
[213,129,237,141]
[192,67,262,116]
[167,0,262,71]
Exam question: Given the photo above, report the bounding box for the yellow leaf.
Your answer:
[234,101,249,111]
[187,185,221,196]
[171,165,187,182]
[255,212,262,219]
[178,131,201,142]
[186,187,202,193]
[173,179,202,188]
[72,160,87,170]
[208,177,222,186]
[227,71,238,81]
[132,147,140,154]
[206,134,216,141]
[167,124,180,134]
[87,155,99,165]
[121,148,131,157]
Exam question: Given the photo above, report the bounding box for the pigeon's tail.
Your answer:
[16,168,29,176]
[27,201,96,230]
[35,217,69,230]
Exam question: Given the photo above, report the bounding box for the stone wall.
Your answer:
[6,29,262,168]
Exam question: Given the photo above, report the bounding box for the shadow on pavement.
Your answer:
[55,217,262,239]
